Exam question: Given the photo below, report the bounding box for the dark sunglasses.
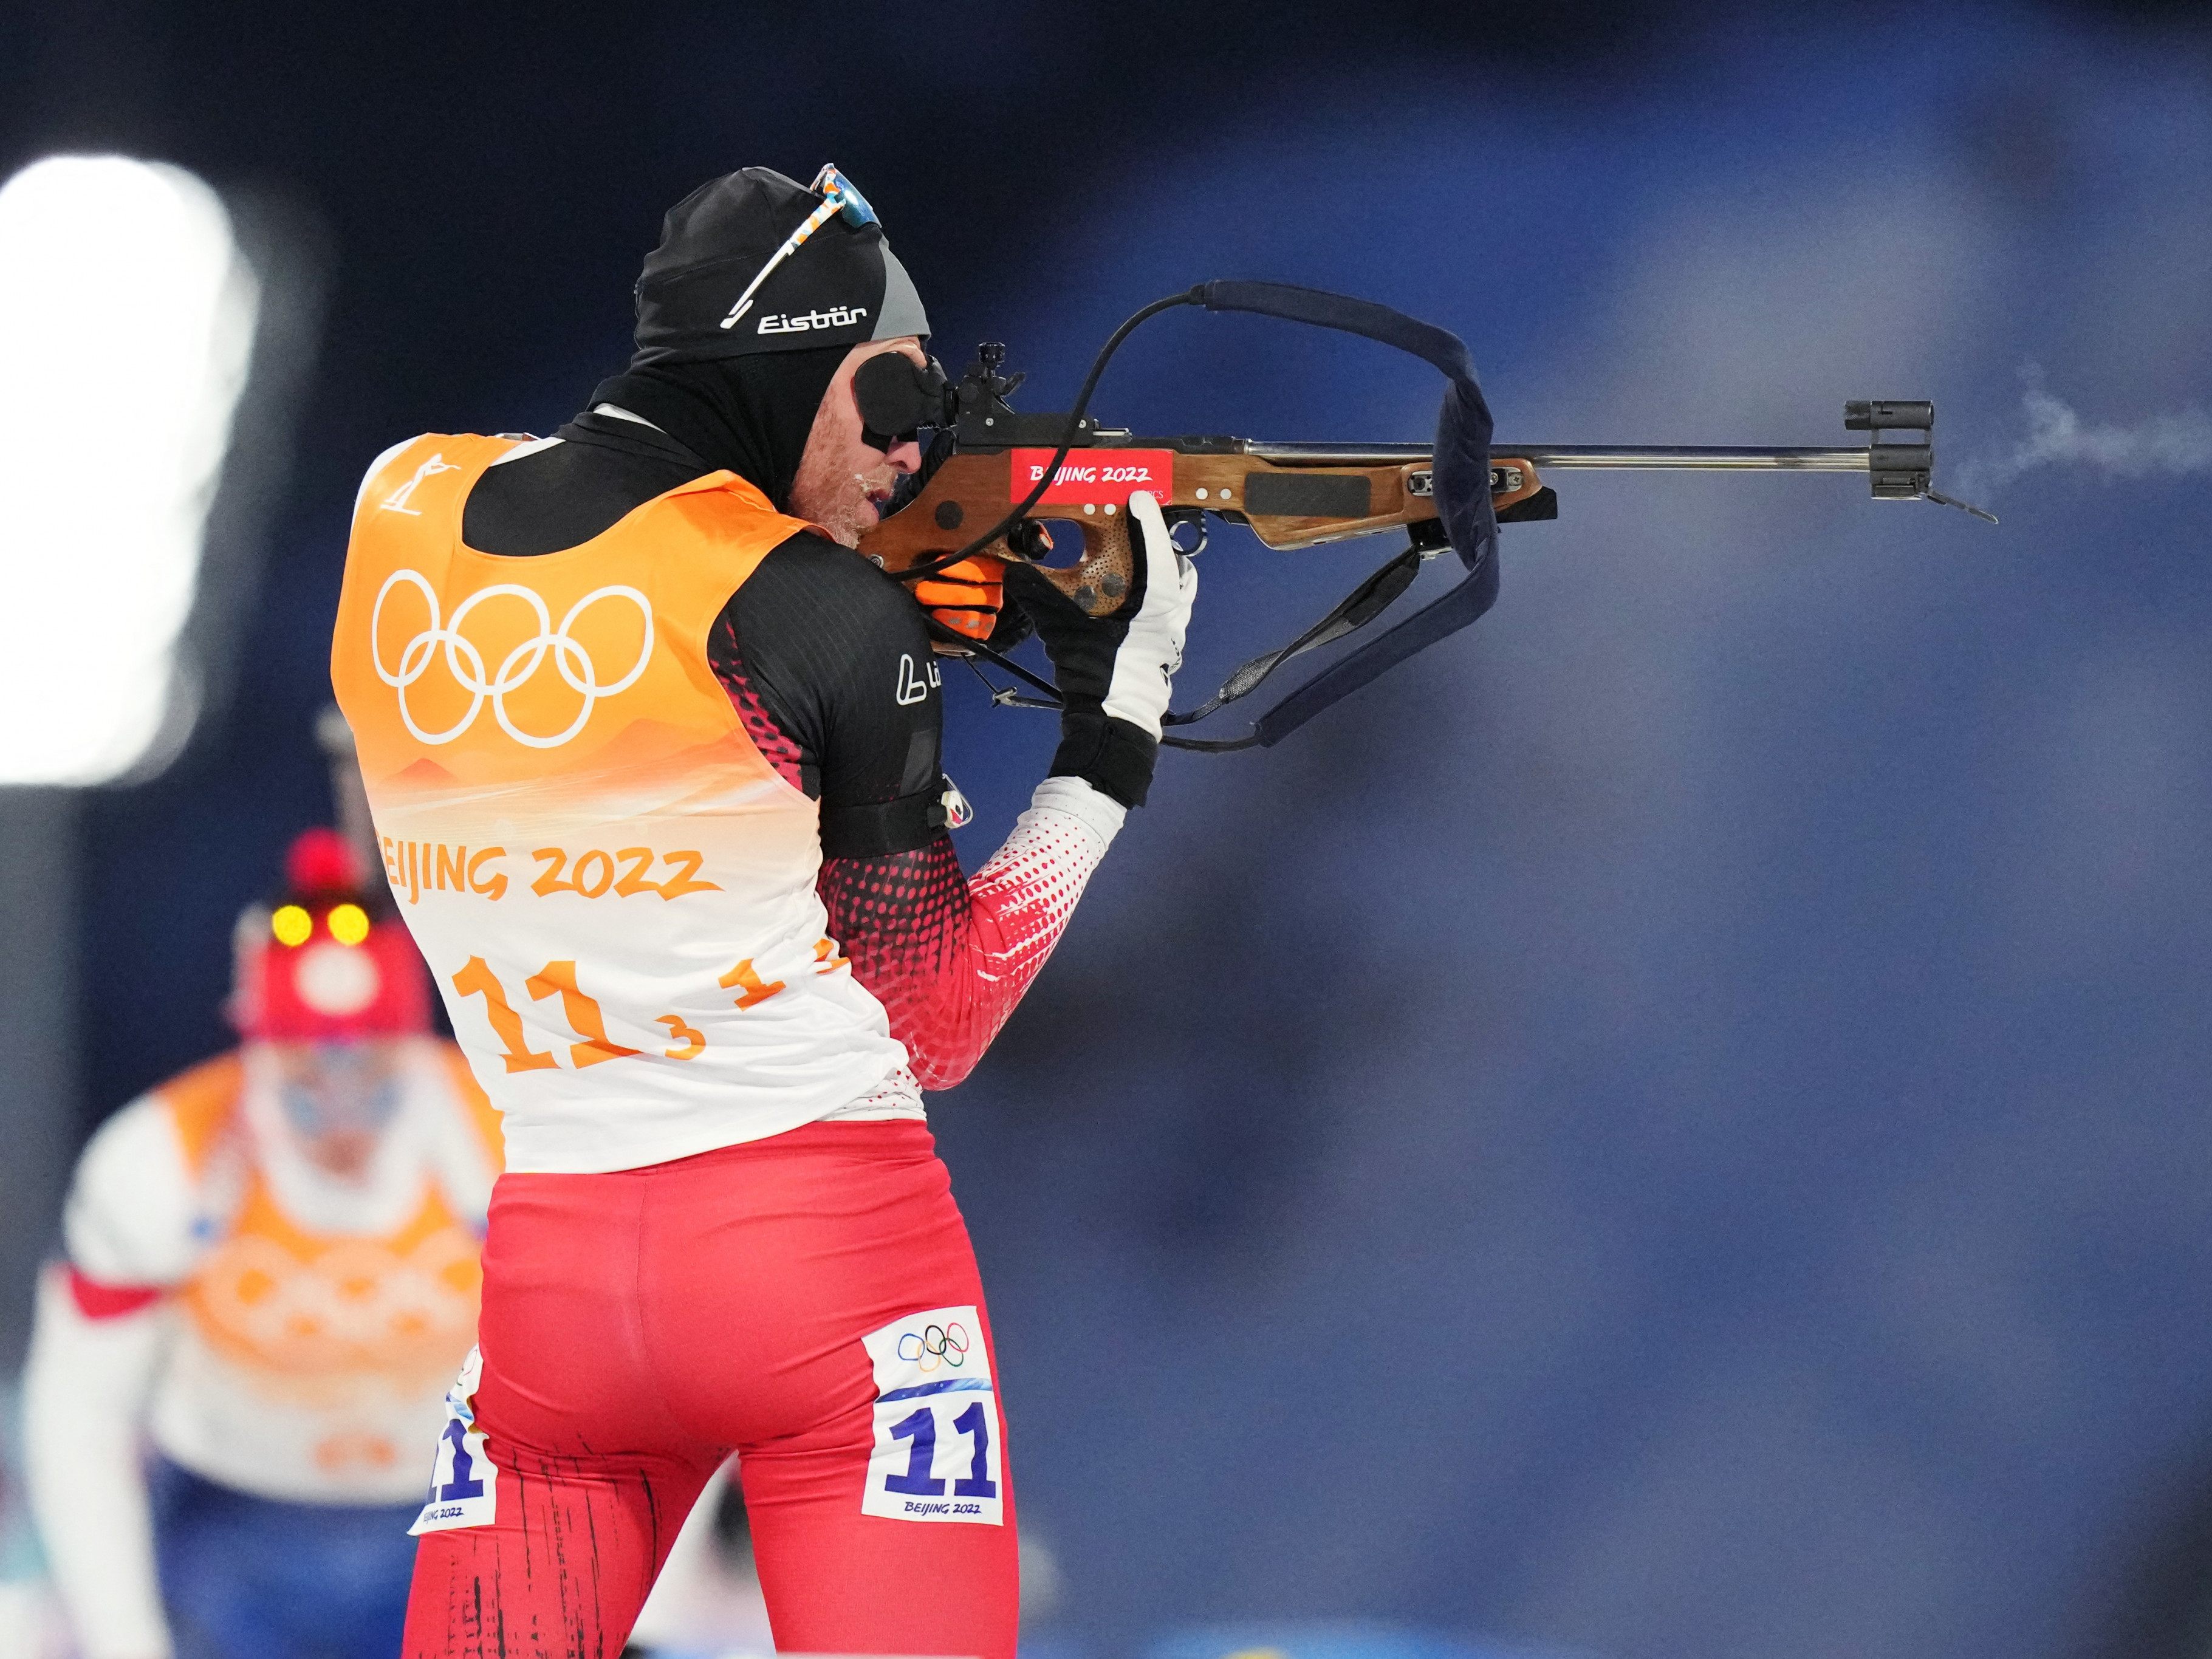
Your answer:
[854,351,951,453]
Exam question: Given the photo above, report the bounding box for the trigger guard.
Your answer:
[1162,509,1208,557]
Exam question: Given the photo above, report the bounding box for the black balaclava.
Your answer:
[590,349,846,511]
[587,166,930,512]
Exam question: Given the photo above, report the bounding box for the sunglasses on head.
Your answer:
[718,163,883,332]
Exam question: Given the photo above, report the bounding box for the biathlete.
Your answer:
[22,829,502,1659]
[329,164,1195,1658]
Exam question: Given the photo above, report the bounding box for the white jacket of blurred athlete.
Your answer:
[21,1038,499,1659]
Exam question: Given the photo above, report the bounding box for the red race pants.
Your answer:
[402,1121,1019,1659]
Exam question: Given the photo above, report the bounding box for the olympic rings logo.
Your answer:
[191,1227,481,1386]
[896,1321,971,1372]
[370,569,654,748]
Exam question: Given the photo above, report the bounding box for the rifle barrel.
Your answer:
[1241,442,1874,472]
[1515,445,1871,471]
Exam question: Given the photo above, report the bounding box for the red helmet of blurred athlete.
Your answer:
[230,828,431,1041]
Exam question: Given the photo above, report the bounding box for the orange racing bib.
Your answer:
[331,436,911,1174]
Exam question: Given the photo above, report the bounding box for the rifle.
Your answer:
[857,284,1995,751]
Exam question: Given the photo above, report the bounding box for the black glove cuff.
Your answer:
[1049,714,1159,809]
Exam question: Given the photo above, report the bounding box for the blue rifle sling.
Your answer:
[1159,281,1500,750]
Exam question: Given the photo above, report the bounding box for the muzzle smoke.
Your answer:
[1955,368,2212,499]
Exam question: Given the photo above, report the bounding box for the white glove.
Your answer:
[1101,490,1197,739]
[1004,490,1197,807]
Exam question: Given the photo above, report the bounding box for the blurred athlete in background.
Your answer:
[21,829,504,1659]
[331,162,1193,1659]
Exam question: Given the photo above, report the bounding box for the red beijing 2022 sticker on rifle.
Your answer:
[1010,449,1176,507]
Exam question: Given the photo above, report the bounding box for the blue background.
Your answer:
[8,4,2210,1656]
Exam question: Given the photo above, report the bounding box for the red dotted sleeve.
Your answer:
[818,780,1123,1089]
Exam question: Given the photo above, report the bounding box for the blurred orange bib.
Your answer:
[139,1045,500,1502]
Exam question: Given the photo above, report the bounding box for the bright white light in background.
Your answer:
[0,156,259,784]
